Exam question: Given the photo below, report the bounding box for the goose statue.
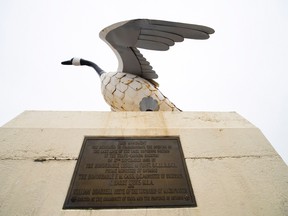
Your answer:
[62,19,214,111]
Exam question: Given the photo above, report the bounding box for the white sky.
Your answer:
[1,0,287,164]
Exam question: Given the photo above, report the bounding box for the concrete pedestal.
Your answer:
[0,111,287,215]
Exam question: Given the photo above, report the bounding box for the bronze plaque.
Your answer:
[63,137,196,209]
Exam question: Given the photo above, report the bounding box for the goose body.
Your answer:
[100,72,179,111]
[62,19,214,111]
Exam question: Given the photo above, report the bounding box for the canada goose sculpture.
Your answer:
[62,19,214,111]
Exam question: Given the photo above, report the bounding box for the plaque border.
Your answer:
[63,136,197,209]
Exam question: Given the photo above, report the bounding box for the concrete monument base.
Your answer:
[0,111,287,215]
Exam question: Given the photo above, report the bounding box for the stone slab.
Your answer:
[0,111,287,216]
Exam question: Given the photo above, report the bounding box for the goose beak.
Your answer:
[61,59,73,65]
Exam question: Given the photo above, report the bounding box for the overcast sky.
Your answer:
[1,0,287,164]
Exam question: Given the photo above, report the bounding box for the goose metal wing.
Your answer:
[100,19,214,80]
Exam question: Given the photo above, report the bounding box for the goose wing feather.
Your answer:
[100,19,214,79]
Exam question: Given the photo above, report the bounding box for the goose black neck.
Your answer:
[80,59,105,76]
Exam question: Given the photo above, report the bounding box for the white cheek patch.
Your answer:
[72,58,81,66]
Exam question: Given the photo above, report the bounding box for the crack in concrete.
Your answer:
[186,154,277,161]
[34,157,78,162]
[0,156,78,161]
[1,154,277,162]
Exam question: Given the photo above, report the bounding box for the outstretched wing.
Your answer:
[99,19,214,79]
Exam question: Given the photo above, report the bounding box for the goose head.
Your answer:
[61,57,81,66]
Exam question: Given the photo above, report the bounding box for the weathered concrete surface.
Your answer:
[0,111,287,215]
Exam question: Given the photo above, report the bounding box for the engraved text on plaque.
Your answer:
[63,136,196,209]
